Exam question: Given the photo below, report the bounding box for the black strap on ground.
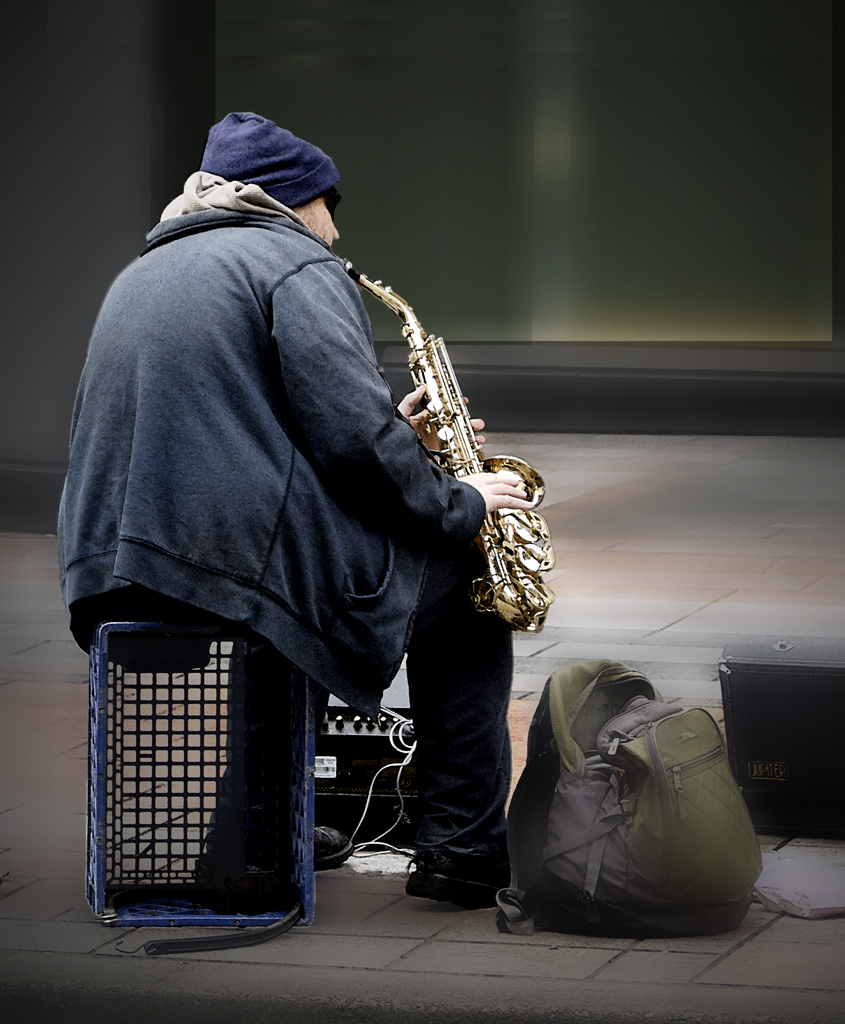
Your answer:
[141,901,302,956]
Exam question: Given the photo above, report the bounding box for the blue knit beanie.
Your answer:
[200,112,339,208]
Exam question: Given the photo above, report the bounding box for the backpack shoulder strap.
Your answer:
[507,679,560,892]
[548,661,660,773]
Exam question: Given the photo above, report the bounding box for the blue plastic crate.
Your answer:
[88,622,315,928]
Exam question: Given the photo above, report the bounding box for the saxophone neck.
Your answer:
[342,260,426,346]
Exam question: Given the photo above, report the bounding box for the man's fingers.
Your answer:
[399,389,486,450]
[471,471,520,486]
[397,384,428,418]
[489,471,526,493]
[462,471,535,513]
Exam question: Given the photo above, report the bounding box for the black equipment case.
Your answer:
[719,638,845,839]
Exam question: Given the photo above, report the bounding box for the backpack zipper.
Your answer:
[645,717,723,883]
[668,746,722,820]
[644,724,675,883]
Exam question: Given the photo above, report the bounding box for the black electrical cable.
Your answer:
[133,901,302,956]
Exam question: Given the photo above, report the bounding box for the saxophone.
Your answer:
[344,261,555,633]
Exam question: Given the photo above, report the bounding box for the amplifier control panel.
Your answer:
[321,708,415,740]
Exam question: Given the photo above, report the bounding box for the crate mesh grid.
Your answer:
[88,623,314,927]
[104,641,240,887]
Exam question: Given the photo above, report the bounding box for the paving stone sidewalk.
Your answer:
[2,433,844,1024]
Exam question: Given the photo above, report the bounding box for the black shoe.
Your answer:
[405,849,510,909]
[314,826,354,870]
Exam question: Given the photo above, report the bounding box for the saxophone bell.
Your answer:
[481,456,546,508]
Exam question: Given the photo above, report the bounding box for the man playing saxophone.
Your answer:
[59,112,534,908]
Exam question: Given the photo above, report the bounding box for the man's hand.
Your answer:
[397,384,486,450]
[462,471,535,514]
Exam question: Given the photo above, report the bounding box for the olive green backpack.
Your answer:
[498,661,762,937]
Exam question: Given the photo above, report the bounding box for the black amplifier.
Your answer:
[314,707,421,847]
[719,638,845,838]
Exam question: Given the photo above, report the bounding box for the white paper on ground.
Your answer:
[347,851,411,875]
[755,849,845,919]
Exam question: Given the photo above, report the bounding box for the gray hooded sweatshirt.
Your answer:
[58,209,485,714]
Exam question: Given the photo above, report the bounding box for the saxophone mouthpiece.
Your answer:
[342,260,361,283]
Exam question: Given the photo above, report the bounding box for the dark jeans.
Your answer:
[73,544,513,860]
[405,547,512,858]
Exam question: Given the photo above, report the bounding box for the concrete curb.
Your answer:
[2,949,843,1024]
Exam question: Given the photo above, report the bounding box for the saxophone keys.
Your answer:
[516,548,543,573]
[517,544,554,574]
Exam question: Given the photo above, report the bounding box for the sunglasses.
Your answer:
[324,185,342,220]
